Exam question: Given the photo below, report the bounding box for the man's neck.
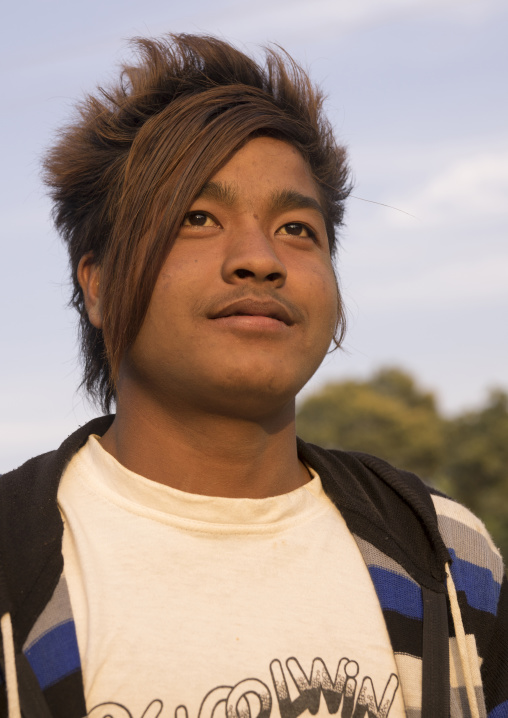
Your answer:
[99,393,309,499]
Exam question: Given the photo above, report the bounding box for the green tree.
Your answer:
[297,368,445,480]
[439,390,508,560]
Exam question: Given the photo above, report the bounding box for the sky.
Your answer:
[1,0,507,471]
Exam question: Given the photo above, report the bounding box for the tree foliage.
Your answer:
[297,368,508,562]
[439,390,508,562]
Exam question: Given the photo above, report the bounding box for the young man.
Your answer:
[0,34,506,718]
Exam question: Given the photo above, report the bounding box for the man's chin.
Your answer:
[196,375,307,422]
[118,355,317,422]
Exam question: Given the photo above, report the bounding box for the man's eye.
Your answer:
[182,212,218,227]
[277,222,315,238]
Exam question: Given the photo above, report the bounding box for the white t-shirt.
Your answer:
[58,436,406,718]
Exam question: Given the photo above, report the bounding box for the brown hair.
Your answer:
[44,34,351,411]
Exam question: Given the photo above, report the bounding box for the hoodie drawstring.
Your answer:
[0,612,21,718]
[446,563,482,718]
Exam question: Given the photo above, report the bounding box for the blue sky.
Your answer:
[1,0,507,470]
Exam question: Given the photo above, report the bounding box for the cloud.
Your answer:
[408,151,508,223]
[340,144,508,312]
[376,147,508,232]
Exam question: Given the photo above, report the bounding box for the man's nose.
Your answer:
[221,224,287,287]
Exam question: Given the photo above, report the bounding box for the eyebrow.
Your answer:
[270,188,325,222]
[195,181,238,206]
[195,182,325,221]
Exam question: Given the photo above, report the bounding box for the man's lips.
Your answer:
[209,298,296,326]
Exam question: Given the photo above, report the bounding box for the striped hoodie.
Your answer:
[1,416,507,718]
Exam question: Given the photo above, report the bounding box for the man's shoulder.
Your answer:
[0,414,115,541]
[1,448,57,488]
[302,439,506,584]
[1,415,114,490]
[430,489,505,586]
[297,438,438,508]
[0,415,115,642]
[297,438,453,584]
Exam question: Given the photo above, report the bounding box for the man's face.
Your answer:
[123,137,339,420]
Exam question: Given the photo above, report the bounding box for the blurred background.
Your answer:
[1,0,507,549]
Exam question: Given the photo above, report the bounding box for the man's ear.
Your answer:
[77,253,102,329]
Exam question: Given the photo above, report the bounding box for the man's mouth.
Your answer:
[211,298,295,325]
